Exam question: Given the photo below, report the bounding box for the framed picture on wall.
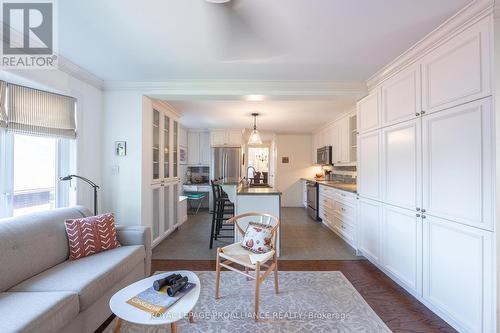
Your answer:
[115,141,126,156]
[179,146,187,164]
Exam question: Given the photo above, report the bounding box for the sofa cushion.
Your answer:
[0,291,79,333]
[11,245,144,311]
[0,206,91,292]
[65,213,121,260]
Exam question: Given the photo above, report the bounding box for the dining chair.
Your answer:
[215,212,280,321]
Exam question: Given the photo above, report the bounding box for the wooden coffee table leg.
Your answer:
[170,322,177,333]
[113,317,122,333]
[188,311,194,323]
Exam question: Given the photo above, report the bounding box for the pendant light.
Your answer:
[248,113,263,145]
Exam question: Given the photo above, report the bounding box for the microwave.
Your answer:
[317,146,332,165]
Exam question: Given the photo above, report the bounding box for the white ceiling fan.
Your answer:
[203,0,284,63]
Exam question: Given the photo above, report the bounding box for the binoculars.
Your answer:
[153,274,189,297]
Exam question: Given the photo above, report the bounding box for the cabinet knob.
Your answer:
[422,215,426,219]
[421,209,426,213]
[416,207,421,211]
[421,111,426,115]
[416,214,421,218]
[415,112,420,116]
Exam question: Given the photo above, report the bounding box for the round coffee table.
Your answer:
[109,271,200,333]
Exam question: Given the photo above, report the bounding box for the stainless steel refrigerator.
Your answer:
[211,147,241,180]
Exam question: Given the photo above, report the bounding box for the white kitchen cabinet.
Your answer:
[210,129,242,146]
[421,17,492,113]
[422,215,493,333]
[151,181,179,246]
[199,131,210,165]
[187,131,200,165]
[358,197,381,263]
[187,131,210,166]
[381,119,421,210]
[381,204,422,296]
[338,117,350,163]
[381,63,421,127]
[330,125,339,162]
[357,130,381,200]
[357,89,380,134]
[210,130,227,146]
[145,100,181,247]
[422,98,493,231]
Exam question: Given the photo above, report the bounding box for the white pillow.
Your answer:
[241,222,274,254]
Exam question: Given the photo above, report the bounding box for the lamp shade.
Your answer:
[248,129,263,145]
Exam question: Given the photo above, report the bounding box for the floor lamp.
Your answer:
[59,175,99,215]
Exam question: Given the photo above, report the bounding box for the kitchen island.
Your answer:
[220,179,282,256]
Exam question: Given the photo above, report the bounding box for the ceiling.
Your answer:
[58,0,471,81]
[169,99,356,133]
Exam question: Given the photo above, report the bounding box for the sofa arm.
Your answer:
[116,226,151,277]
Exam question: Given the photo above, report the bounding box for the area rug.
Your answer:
[104,271,391,333]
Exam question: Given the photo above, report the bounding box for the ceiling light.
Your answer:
[244,94,265,102]
[248,113,263,145]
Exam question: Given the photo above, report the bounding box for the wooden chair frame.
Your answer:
[215,212,280,321]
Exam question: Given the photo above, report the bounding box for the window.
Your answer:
[0,81,77,218]
[0,131,74,218]
[13,134,57,216]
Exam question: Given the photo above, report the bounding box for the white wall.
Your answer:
[275,134,316,207]
[0,69,103,211]
[494,4,500,332]
[101,90,143,225]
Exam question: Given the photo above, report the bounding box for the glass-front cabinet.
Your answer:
[149,101,180,246]
[151,106,178,183]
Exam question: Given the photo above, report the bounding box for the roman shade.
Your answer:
[7,83,76,138]
[0,81,6,129]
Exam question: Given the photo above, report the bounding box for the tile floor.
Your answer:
[152,207,361,260]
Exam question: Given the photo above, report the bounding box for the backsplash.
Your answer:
[185,166,209,184]
[328,165,357,184]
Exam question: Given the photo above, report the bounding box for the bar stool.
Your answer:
[209,180,235,249]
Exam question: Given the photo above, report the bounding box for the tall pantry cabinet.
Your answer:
[357,14,494,333]
[142,99,181,247]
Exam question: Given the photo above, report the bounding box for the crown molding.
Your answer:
[103,80,367,99]
[57,57,104,90]
[0,21,104,90]
[312,107,356,134]
[366,0,495,91]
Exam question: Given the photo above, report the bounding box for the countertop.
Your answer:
[237,186,282,196]
[301,178,357,194]
[217,177,242,186]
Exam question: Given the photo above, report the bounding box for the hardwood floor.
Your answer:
[151,259,457,333]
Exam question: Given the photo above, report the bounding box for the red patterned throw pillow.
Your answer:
[64,213,121,260]
[241,222,274,254]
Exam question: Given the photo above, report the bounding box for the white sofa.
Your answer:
[0,206,151,333]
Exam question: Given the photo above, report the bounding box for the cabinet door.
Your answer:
[187,132,200,165]
[357,90,380,133]
[381,64,421,127]
[421,17,491,113]
[162,184,172,234]
[423,215,493,333]
[381,120,421,210]
[357,130,381,200]
[151,184,162,242]
[381,204,422,296]
[227,130,242,146]
[339,118,350,163]
[358,198,381,263]
[199,132,211,165]
[210,130,227,146]
[152,109,161,181]
[330,125,339,162]
[422,98,493,230]
[172,183,179,227]
[173,121,178,178]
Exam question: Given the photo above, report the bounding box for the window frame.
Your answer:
[0,130,76,218]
